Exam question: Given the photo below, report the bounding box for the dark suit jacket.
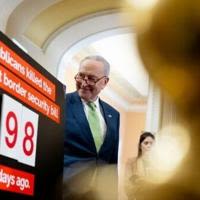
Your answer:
[64,91,120,167]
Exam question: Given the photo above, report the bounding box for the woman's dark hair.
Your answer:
[137,131,155,158]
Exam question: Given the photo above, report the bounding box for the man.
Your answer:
[63,55,120,199]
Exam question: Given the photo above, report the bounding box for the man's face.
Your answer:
[76,59,109,102]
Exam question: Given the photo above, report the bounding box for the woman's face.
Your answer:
[141,136,154,155]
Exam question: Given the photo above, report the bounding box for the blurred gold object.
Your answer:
[137,0,200,116]
[131,0,200,199]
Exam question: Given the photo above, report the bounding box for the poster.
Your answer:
[0,31,65,200]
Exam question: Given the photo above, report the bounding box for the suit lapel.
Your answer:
[70,92,96,152]
[99,100,116,152]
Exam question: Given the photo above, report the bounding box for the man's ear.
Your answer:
[101,77,109,90]
[105,77,109,84]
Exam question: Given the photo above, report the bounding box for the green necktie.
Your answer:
[87,102,103,152]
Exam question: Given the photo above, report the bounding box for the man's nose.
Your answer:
[81,78,89,86]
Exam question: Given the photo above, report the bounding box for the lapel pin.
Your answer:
[108,114,112,118]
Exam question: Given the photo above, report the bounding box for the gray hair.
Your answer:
[80,55,110,76]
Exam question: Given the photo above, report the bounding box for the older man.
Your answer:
[63,55,120,199]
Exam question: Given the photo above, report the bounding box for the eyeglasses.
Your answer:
[74,73,107,86]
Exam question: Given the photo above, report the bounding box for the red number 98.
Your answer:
[5,111,35,157]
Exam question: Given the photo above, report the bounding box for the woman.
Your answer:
[125,132,155,200]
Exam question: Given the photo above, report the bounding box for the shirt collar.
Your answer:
[81,97,100,108]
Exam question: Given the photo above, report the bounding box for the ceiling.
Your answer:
[0,0,149,112]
